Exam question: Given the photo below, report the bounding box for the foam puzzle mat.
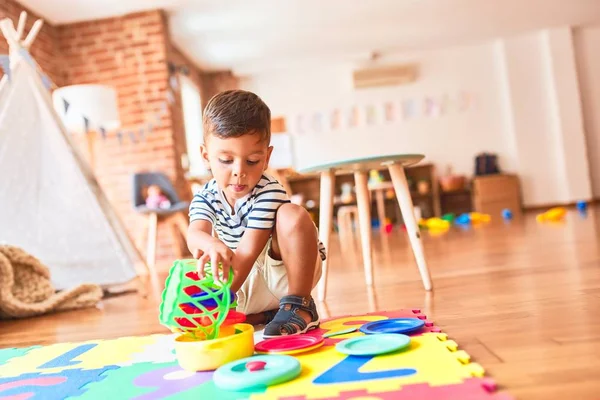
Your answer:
[0,309,513,399]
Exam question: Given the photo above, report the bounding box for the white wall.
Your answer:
[573,25,600,199]
[241,27,595,207]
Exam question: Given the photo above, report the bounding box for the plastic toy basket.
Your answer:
[159,259,237,340]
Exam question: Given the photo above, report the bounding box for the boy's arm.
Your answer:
[230,228,271,293]
[231,178,290,292]
[186,219,215,254]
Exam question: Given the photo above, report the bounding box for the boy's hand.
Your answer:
[193,239,234,283]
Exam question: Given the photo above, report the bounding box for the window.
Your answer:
[180,74,208,177]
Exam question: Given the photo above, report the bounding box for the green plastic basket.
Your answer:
[159,259,235,340]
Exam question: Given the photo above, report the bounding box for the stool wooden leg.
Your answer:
[146,212,158,272]
[354,170,374,287]
[388,164,433,291]
[317,169,335,302]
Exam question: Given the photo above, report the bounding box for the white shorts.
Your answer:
[235,238,323,315]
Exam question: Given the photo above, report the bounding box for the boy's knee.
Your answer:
[275,203,314,236]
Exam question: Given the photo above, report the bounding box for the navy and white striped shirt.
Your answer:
[189,175,326,260]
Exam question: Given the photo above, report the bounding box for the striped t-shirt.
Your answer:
[189,175,326,260]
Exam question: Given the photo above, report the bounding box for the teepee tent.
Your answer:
[0,13,144,290]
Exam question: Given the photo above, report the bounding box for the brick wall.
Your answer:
[57,10,191,262]
[0,0,62,86]
[199,71,239,110]
[2,3,239,265]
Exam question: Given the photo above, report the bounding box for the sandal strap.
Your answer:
[277,295,317,319]
[263,295,319,336]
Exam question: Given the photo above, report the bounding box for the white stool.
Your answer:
[298,154,433,301]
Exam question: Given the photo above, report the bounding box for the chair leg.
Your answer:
[146,212,158,273]
[316,169,335,302]
[173,212,189,237]
[168,216,185,260]
[388,164,433,291]
[354,170,374,287]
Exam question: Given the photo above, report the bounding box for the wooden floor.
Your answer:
[2,206,600,399]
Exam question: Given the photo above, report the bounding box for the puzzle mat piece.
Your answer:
[126,334,178,365]
[78,361,265,400]
[0,335,162,377]
[225,332,484,400]
[0,366,116,400]
[0,346,40,366]
[277,378,514,400]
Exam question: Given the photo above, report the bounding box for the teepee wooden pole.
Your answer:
[23,19,43,48]
[0,19,17,48]
[15,11,27,42]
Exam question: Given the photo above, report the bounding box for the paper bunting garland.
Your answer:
[1,49,190,147]
[292,90,478,135]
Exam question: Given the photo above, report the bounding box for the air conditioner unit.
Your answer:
[352,64,418,89]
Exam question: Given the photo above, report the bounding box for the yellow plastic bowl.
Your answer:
[174,323,255,371]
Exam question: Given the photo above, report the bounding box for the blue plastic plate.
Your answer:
[359,318,425,335]
[335,334,411,356]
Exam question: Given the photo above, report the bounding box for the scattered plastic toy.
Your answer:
[536,207,566,223]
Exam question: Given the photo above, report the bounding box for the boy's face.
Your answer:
[201,133,273,206]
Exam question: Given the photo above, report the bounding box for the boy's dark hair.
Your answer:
[203,90,271,143]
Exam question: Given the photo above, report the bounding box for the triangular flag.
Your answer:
[62,98,70,114]
[99,127,107,140]
[169,75,179,91]
[83,116,90,133]
[166,89,175,105]
[0,55,10,82]
[129,131,138,144]
[160,101,168,116]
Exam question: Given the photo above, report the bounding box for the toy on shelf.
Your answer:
[536,207,566,223]
[159,259,253,371]
[369,169,385,185]
[145,184,171,209]
[340,183,354,204]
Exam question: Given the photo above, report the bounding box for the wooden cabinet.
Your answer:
[472,174,522,218]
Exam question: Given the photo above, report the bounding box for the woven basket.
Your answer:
[439,175,466,192]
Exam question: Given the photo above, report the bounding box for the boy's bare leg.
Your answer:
[269,203,319,326]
